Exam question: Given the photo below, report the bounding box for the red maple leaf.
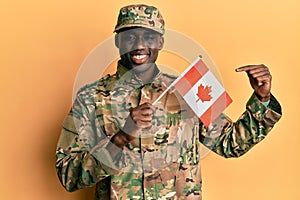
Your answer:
[196,84,212,103]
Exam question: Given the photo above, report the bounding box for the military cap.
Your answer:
[114,4,165,35]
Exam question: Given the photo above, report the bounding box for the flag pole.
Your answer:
[152,79,175,106]
[152,56,202,106]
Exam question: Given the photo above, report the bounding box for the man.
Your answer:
[56,4,282,200]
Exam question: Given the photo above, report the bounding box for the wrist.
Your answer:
[255,92,271,102]
[260,96,271,102]
[110,131,132,148]
[106,132,129,158]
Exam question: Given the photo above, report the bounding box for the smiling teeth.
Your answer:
[133,55,147,59]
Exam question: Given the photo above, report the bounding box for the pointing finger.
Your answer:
[235,64,267,72]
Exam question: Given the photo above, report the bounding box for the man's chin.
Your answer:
[132,63,154,73]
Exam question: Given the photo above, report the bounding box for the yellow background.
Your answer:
[1,0,299,199]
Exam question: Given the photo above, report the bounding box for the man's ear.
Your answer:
[114,34,119,48]
[158,36,164,50]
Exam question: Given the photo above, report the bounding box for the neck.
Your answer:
[135,64,157,84]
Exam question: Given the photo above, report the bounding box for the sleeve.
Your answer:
[56,92,123,192]
[199,93,282,158]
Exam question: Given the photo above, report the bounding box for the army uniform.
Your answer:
[56,4,282,200]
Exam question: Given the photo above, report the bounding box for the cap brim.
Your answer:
[114,24,164,35]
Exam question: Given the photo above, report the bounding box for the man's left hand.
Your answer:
[236,64,272,102]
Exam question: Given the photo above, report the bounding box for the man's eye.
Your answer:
[124,35,136,41]
[144,35,156,42]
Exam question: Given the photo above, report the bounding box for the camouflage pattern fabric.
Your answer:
[114,4,165,35]
[56,62,282,199]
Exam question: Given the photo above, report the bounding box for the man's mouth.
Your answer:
[131,54,149,64]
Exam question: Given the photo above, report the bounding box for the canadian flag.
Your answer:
[154,57,232,127]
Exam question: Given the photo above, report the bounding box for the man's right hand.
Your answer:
[108,102,156,152]
[123,102,156,140]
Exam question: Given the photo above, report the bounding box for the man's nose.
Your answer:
[133,37,146,49]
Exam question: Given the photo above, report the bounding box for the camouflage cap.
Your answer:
[114,4,165,35]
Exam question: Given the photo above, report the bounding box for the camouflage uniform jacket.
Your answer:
[56,62,282,200]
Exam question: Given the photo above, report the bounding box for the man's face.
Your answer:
[115,28,164,73]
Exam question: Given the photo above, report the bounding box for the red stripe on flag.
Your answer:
[195,59,210,75]
[174,77,191,96]
[200,92,232,127]
[174,60,209,96]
